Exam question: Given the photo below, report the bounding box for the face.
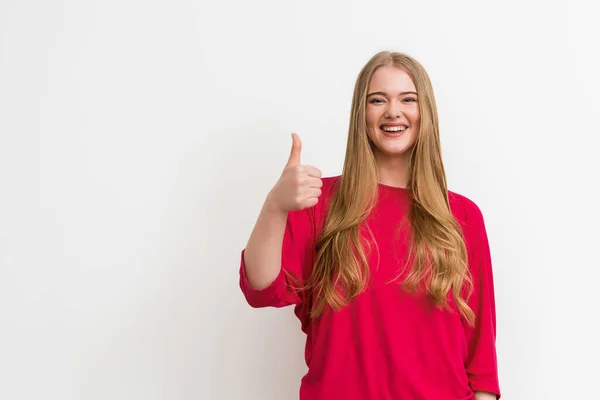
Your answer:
[366,65,420,162]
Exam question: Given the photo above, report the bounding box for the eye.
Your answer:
[403,97,417,103]
[369,98,384,104]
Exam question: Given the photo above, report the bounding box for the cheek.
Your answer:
[366,107,380,126]
[408,108,420,125]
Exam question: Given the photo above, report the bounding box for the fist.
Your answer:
[268,133,323,212]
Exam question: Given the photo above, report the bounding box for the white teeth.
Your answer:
[381,126,407,132]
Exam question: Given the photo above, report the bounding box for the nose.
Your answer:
[384,99,403,118]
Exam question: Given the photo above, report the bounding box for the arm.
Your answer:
[243,195,289,290]
[462,203,501,398]
[239,200,316,308]
[244,133,321,289]
[239,133,322,308]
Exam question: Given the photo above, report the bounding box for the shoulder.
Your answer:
[447,190,492,266]
[321,174,341,191]
[447,190,487,234]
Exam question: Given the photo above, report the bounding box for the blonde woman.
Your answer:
[239,51,500,400]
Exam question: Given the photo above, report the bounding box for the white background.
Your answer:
[1,0,599,399]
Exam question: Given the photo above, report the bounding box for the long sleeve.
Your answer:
[239,205,316,308]
[462,204,501,398]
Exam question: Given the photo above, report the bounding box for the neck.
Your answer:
[375,153,410,188]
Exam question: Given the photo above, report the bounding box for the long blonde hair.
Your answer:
[306,51,475,326]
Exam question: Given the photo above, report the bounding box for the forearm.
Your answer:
[243,193,289,289]
[474,391,497,400]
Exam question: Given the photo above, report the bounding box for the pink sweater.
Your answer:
[239,176,500,400]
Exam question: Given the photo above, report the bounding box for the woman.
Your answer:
[239,51,500,400]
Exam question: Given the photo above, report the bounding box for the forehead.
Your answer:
[368,65,416,92]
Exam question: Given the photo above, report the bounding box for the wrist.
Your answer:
[264,192,288,216]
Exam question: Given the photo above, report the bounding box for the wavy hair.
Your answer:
[306,51,475,326]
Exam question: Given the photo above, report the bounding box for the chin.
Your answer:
[378,140,415,154]
[383,149,411,157]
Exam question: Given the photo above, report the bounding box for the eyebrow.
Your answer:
[367,91,418,97]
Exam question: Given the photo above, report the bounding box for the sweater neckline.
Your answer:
[378,182,410,191]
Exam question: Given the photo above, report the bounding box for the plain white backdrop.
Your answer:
[1,0,599,399]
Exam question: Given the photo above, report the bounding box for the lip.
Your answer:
[380,123,408,128]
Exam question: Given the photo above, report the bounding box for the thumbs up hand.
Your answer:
[267,133,323,213]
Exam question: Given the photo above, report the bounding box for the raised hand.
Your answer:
[267,133,323,212]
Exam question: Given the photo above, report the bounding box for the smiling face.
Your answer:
[366,65,420,166]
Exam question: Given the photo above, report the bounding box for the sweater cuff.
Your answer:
[469,374,501,399]
[239,249,286,308]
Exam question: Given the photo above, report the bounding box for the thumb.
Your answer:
[286,133,302,167]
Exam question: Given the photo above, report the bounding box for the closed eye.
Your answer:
[369,97,417,104]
